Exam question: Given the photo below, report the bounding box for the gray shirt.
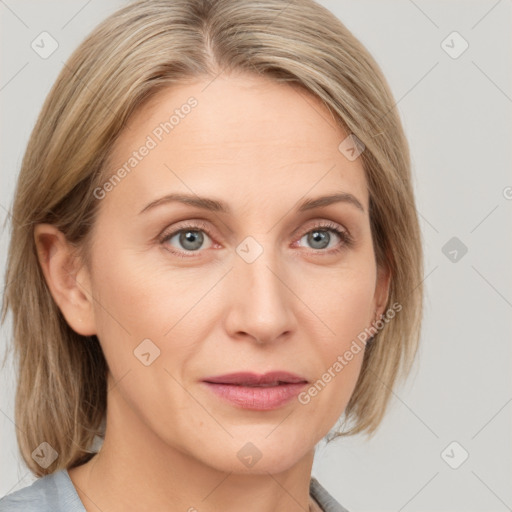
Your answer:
[0,469,349,512]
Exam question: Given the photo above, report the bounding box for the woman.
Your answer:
[0,0,423,510]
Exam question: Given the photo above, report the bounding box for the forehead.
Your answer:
[103,73,369,214]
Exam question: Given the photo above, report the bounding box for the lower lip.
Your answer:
[202,382,308,410]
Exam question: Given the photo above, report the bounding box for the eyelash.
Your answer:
[158,220,353,259]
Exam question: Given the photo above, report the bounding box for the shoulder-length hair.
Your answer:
[2,0,423,476]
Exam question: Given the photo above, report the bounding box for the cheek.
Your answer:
[86,246,161,367]
[328,283,375,342]
[90,244,176,330]
[301,349,365,437]
[296,266,374,413]
[88,247,208,374]
[301,262,376,342]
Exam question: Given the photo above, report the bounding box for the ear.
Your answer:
[34,223,96,336]
[373,263,392,319]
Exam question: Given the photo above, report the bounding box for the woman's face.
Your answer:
[80,73,389,473]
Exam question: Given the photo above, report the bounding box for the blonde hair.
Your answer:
[2,0,423,476]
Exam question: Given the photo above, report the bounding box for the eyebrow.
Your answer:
[139,191,365,215]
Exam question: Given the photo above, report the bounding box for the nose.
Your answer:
[223,240,297,345]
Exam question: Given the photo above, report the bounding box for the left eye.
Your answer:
[298,227,345,250]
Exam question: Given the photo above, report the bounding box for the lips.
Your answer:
[201,371,309,410]
[202,371,308,386]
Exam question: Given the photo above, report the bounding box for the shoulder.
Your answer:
[0,470,84,512]
[310,476,351,512]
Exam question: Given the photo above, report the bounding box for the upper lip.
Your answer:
[202,371,308,386]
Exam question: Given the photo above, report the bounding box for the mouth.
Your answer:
[201,371,308,410]
[202,370,308,386]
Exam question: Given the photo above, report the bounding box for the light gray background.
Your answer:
[1,1,511,511]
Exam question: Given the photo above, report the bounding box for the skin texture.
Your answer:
[35,72,390,512]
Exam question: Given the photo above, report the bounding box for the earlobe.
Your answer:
[34,223,96,336]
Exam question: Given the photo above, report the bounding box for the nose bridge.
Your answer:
[225,235,295,343]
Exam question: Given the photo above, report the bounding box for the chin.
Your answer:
[191,430,318,475]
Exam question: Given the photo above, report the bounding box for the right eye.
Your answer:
[159,221,215,258]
